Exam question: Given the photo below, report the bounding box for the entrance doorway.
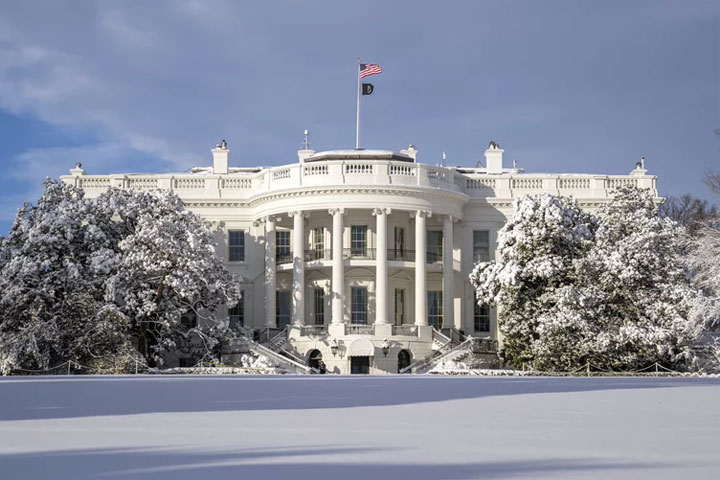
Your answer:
[308,349,325,373]
[350,356,370,374]
[397,349,411,373]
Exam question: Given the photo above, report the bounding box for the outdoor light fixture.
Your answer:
[381,338,390,356]
[331,339,339,357]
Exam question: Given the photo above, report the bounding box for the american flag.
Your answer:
[360,63,382,78]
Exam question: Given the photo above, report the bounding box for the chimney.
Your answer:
[69,162,86,176]
[212,139,229,174]
[400,144,418,162]
[484,141,504,174]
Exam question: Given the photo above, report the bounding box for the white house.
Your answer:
[61,140,657,374]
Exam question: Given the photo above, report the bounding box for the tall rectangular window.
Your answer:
[228,230,245,262]
[351,287,368,324]
[394,288,405,325]
[276,231,291,261]
[313,288,325,325]
[474,302,490,333]
[313,227,324,251]
[427,230,443,263]
[351,225,367,256]
[473,230,490,263]
[276,290,291,328]
[229,296,244,330]
[394,227,405,255]
[427,291,443,329]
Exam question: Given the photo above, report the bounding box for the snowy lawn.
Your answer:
[0,375,718,479]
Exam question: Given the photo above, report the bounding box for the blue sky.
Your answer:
[0,0,718,234]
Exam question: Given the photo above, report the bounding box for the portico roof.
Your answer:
[305,149,414,163]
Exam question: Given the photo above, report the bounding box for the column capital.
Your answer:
[252,218,265,228]
[411,210,432,220]
[444,214,459,224]
[328,207,345,216]
[372,207,392,216]
[288,210,308,219]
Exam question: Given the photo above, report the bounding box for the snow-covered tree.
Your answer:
[470,194,597,368]
[96,188,241,365]
[0,180,241,373]
[471,186,704,371]
[0,180,129,373]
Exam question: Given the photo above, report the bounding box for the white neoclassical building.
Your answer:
[61,140,657,374]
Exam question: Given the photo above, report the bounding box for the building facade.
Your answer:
[61,141,657,374]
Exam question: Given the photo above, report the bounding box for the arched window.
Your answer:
[397,349,411,373]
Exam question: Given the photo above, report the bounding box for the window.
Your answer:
[229,296,244,330]
[351,287,368,324]
[427,291,443,329]
[473,230,490,263]
[276,290,291,328]
[351,226,367,256]
[427,230,443,263]
[228,230,245,262]
[313,288,325,325]
[394,288,405,325]
[474,302,490,333]
[276,231,291,261]
[313,227,324,251]
[393,227,405,257]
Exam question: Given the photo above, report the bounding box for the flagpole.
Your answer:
[355,57,361,149]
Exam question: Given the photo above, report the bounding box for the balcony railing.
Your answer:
[387,249,414,261]
[276,252,293,265]
[426,249,442,264]
[299,325,328,336]
[343,248,376,260]
[392,325,419,336]
[345,324,374,335]
[304,249,332,261]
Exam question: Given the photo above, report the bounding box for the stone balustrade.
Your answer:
[65,160,657,200]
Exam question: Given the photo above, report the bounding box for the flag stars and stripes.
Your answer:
[360,63,382,78]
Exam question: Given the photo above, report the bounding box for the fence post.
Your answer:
[67,361,71,376]
[586,363,590,375]
[135,356,139,375]
[655,363,659,375]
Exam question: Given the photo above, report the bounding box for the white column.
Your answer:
[330,208,345,325]
[414,210,430,326]
[443,215,454,330]
[290,211,305,326]
[264,216,276,328]
[373,208,390,324]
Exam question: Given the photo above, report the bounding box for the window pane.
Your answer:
[427,291,443,329]
[427,230,443,262]
[276,231,291,259]
[351,226,367,255]
[314,288,325,325]
[473,230,490,263]
[474,302,490,332]
[351,287,367,324]
[313,228,324,251]
[229,230,245,262]
[229,295,244,330]
[276,290,291,328]
[180,310,197,328]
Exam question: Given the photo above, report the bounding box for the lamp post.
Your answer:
[331,339,339,357]
[381,338,390,357]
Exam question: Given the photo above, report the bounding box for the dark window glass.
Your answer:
[473,231,490,263]
[276,231,291,260]
[427,230,443,263]
[314,288,325,325]
[180,311,197,328]
[427,291,443,329]
[351,226,367,256]
[276,290,291,328]
[351,287,368,324]
[474,302,490,332]
[228,230,245,262]
[229,295,244,330]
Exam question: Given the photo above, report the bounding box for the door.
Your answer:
[350,356,370,374]
[397,350,411,373]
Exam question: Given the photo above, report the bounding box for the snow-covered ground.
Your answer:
[0,375,718,479]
